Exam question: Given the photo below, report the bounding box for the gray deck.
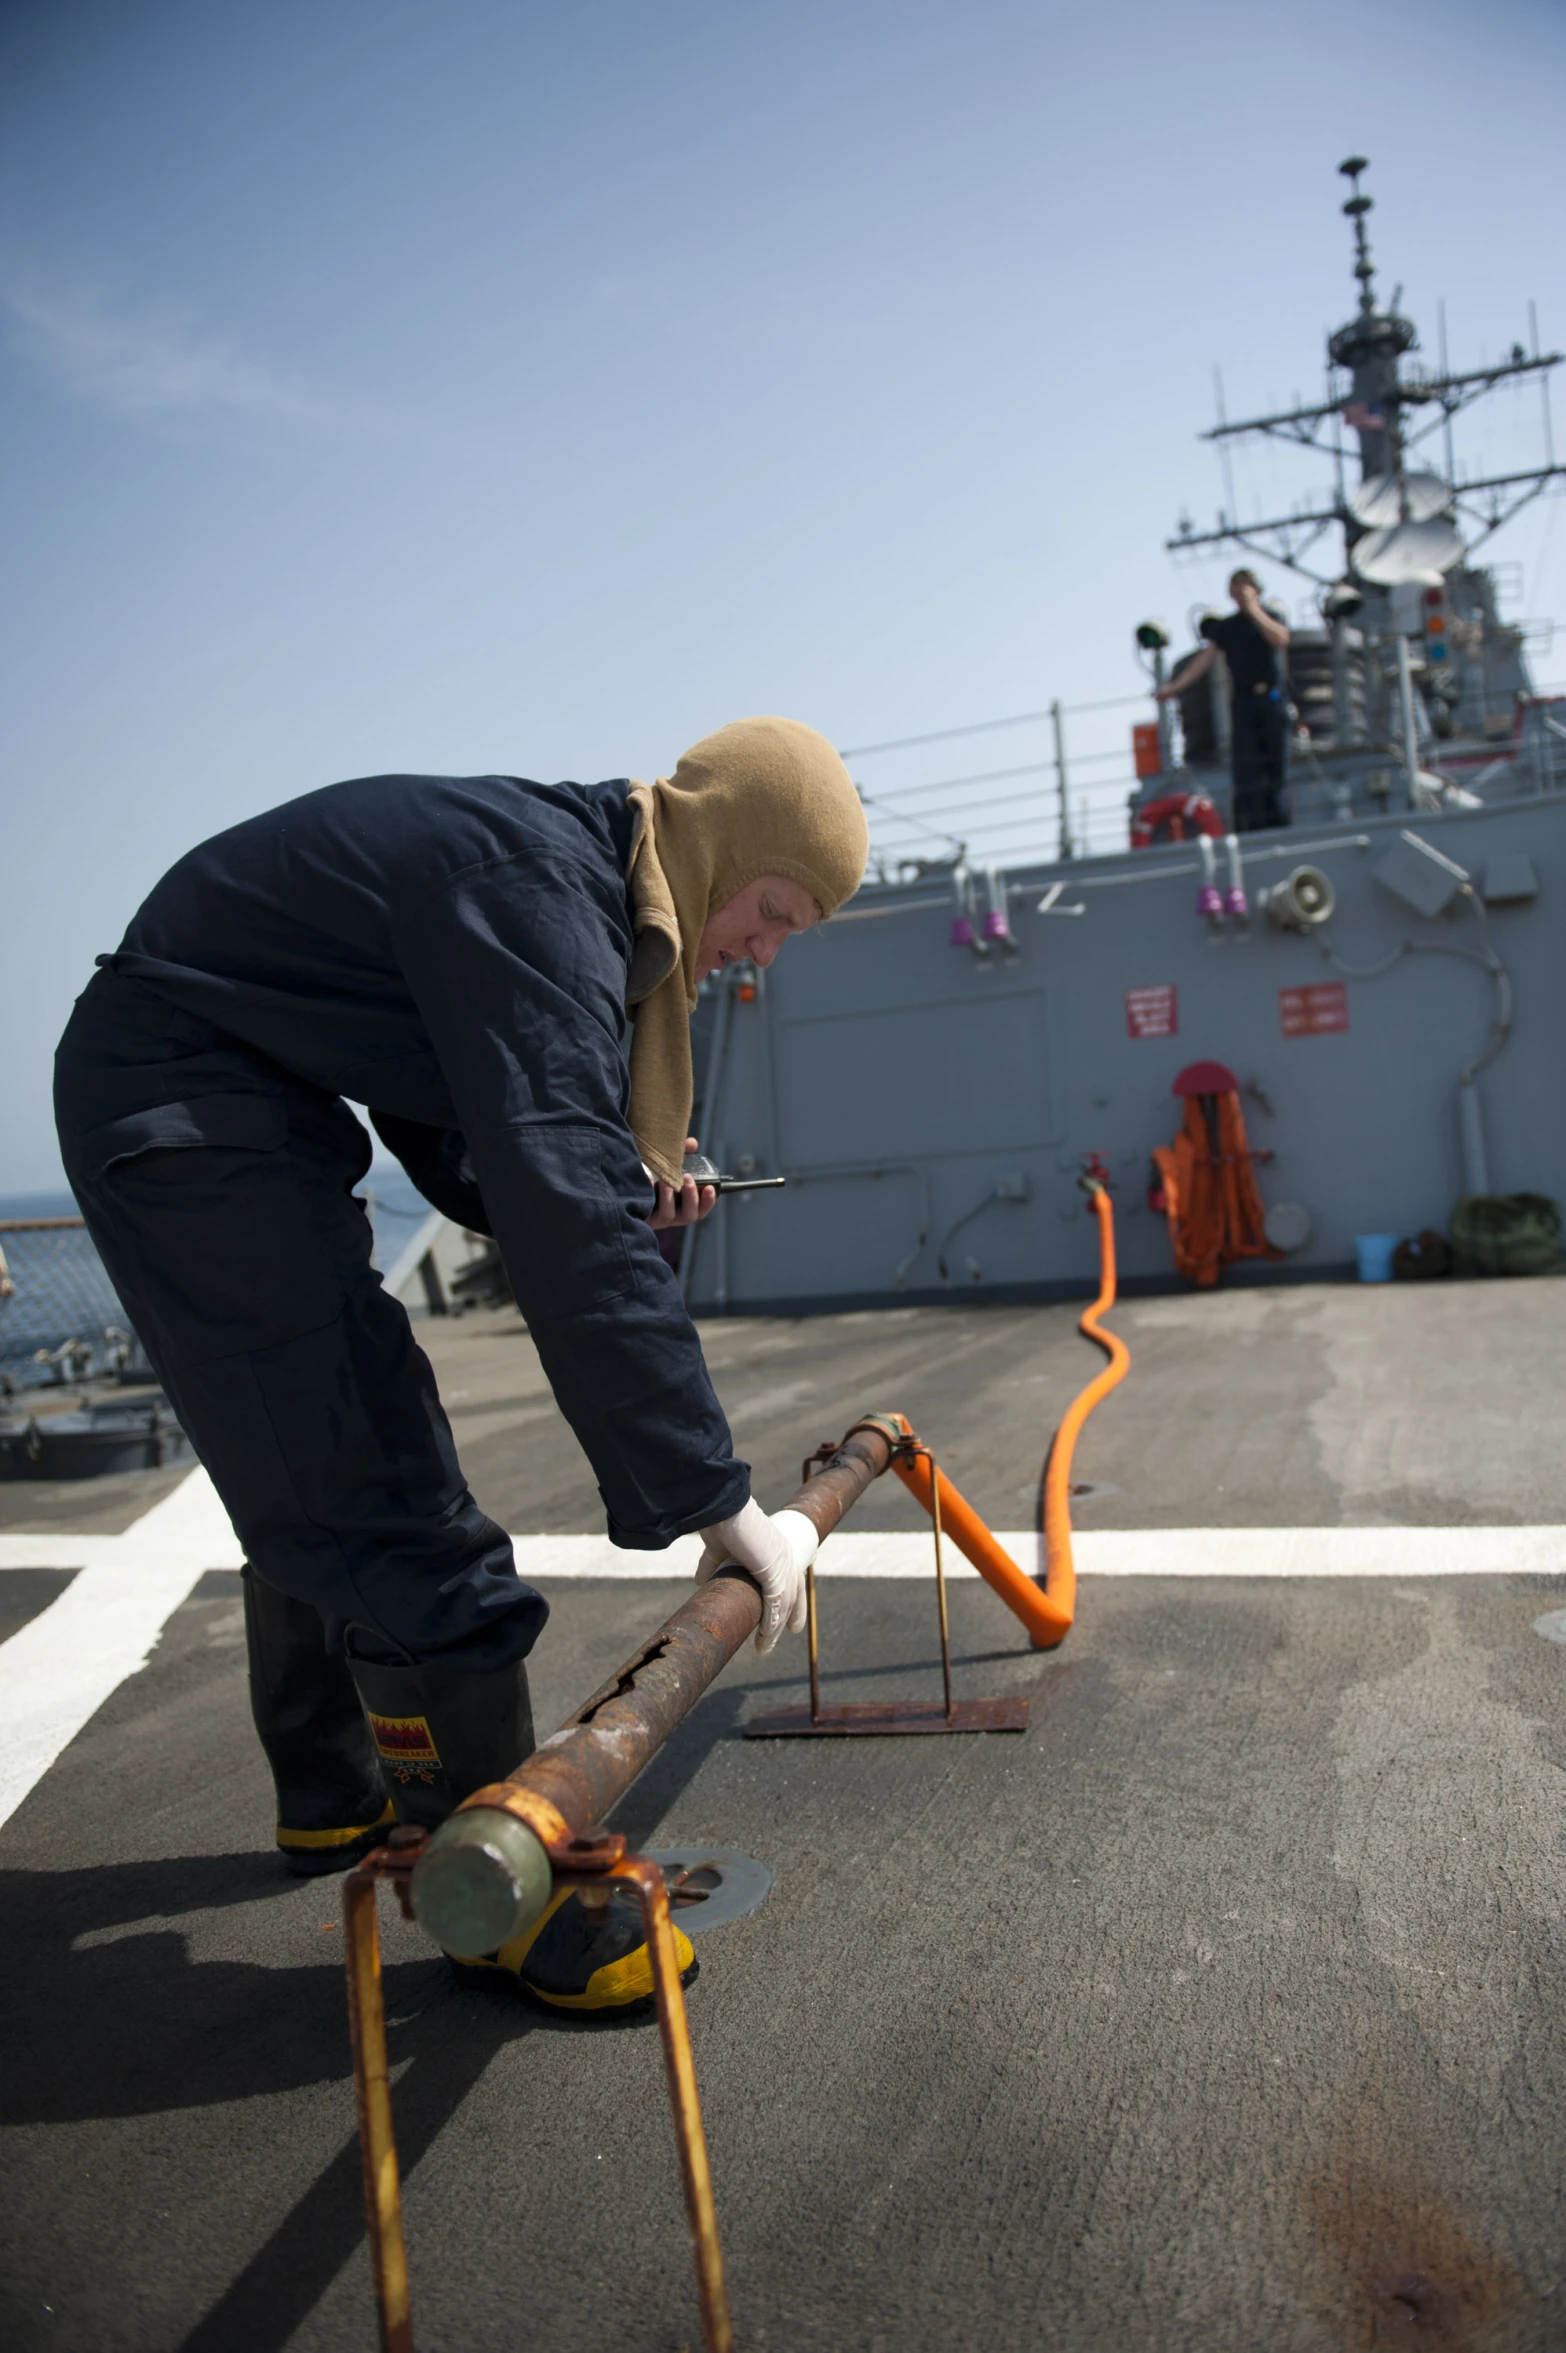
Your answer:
[432,1278,1566,1534]
[2,1280,1563,2349]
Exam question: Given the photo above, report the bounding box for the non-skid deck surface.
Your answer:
[428,1276,1566,1535]
[1,1280,1563,2350]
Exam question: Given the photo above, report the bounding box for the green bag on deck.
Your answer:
[1449,1193,1565,1278]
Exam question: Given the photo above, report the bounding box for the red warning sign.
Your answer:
[1279,982,1349,1037]
[1125,983,1178,1040]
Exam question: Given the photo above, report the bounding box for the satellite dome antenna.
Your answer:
[1163,157,1559,611]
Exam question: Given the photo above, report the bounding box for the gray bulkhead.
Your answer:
[685,797,1563,1313]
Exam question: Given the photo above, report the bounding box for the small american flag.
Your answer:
[1343,400,1386,431]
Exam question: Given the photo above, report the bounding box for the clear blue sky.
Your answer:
[4,0,1563,1190]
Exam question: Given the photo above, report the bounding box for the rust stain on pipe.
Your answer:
[457,1415,899,1841]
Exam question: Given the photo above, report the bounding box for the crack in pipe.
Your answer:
[410,1417,901,1954]
[572,1635,676,1725]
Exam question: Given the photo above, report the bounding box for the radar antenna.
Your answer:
[1165,158,1565,582]
[1337,156,1377,318]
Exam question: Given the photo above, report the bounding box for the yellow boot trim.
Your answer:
[276,1801,394,1851]
[446,1891,696,2010]
[524,1922,696,2012]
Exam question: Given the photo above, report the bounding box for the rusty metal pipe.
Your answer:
[410,1417,900,1955]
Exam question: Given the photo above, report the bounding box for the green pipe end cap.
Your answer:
[411,1808,553,1956]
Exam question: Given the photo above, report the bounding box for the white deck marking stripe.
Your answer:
[1,1505,1562,1586]
[0,1469,243,1832]
[0,1558,206,1831]
[497,1528,1566,1580]
[0,1471,1560,1833]
[1072,1527,1566,1578]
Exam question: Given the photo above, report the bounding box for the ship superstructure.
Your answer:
[676,162,1566,1316]
[1156,156,1563,825]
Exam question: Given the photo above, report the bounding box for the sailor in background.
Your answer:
[54,717,867,2013]
[1157,568,1293,832]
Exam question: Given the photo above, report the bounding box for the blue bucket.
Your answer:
[1355,1233,1400,1284]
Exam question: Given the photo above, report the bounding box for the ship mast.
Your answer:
[1167,159,1565,584]
[1327,156,1413,492]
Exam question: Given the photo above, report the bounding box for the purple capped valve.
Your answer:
[1196,833,1225,923]
[950,914,977,949]
[1224,885,1249,918]
[981,909,1012,942]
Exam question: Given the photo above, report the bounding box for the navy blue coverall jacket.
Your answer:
[53,774,750,1669]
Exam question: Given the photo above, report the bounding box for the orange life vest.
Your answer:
[1152,1090,1277,1288]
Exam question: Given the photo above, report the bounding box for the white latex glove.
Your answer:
[695,1498,818,1654]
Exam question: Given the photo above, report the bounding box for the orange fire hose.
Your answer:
[1037,1180,1130,1638]
[889,1439,1072,1650]
[879,1177,1129,1652]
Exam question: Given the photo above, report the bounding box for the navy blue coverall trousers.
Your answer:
[54,774,749,1671]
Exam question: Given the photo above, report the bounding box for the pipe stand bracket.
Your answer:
[343,1820,733,2353]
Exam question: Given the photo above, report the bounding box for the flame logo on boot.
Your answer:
[367,1712,442,1786]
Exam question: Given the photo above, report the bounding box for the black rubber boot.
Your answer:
[345,1652,535,1831]
[242,1566,394,1876]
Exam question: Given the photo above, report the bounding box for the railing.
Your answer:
[846,672,1566,877]
[0,1185,450,1390]
[0,1218,134,1389]
[844,690,1147,874]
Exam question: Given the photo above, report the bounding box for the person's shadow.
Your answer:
[2,1843,529,2349]
[3,1681,751,2351]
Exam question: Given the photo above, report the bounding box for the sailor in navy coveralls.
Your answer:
[55,724,867,2010]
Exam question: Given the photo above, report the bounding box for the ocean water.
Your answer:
[0,1191,79,1222]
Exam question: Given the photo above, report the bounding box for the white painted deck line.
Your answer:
[0,1468,1560,1832]
[1,1479,1563,1584]
[0,1466,245,1573]
[0,1469,243,1831]
[1073,1526,1566,1578]
[505,1528,1566,1579]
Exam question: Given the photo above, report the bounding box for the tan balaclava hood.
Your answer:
[623,716,868,1186]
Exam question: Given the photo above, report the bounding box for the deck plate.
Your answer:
[745,1695,1029,1737]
